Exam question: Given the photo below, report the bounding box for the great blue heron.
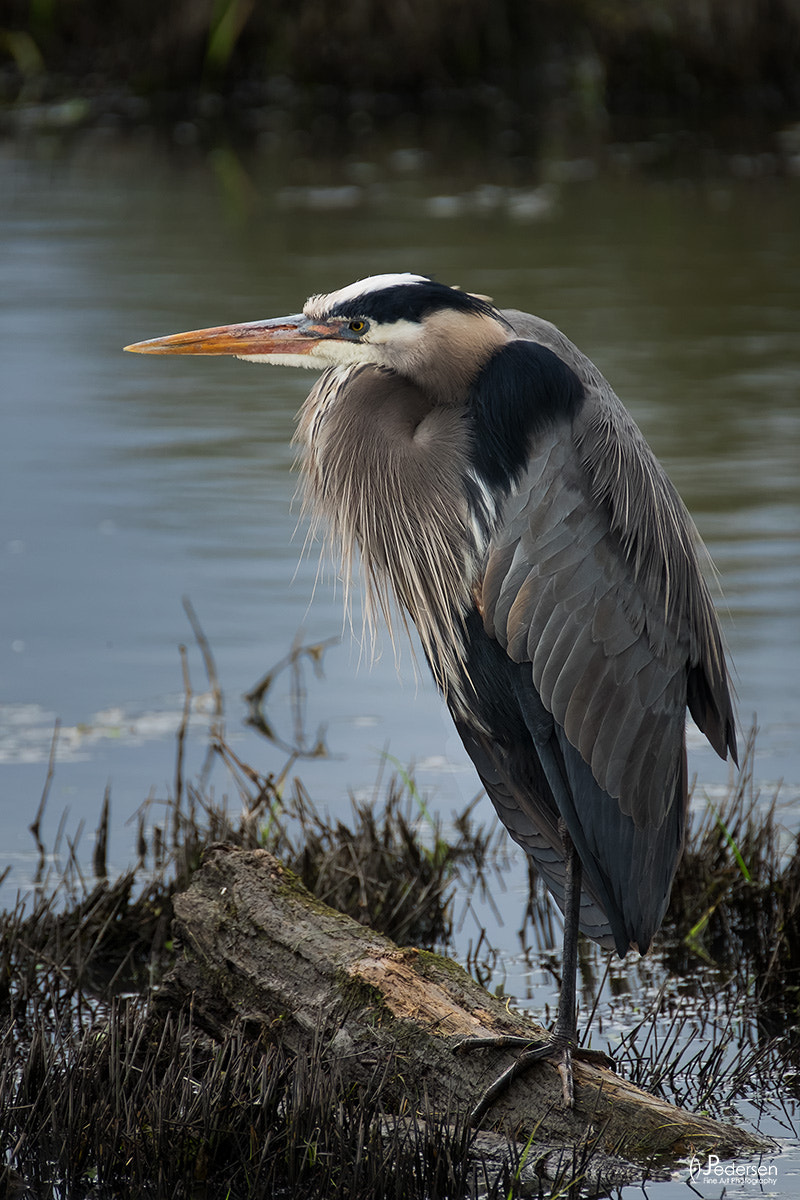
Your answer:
[126,272,737,1113]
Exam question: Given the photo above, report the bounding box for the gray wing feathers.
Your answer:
[483,428,689,829]
[482,312,736,834]
[457,724,620,950]
[500,307,736,766]
[549,718,686,952]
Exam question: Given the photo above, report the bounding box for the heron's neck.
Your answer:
[295,364,488,702]
[396,309,512,405]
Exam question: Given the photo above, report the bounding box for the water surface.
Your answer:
[2,136,798,887]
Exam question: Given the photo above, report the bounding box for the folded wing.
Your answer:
[458,319,736,954]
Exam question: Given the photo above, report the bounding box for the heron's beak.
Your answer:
[124,314,329,358]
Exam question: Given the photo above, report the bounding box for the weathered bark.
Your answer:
[160,844,770,1174]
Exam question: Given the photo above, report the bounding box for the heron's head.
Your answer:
[125,273,513,402]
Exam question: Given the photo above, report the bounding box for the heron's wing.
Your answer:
[480,405,734,834]
[484,430,668,829]
[455,717,619,950]
[470,418,693,953]
[452,596,690,954]
[497,312,737,771]
[464,330,736,954]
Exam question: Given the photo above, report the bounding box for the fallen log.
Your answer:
[158,844,771,1179]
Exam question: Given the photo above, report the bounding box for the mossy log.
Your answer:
[160,844,770,1173]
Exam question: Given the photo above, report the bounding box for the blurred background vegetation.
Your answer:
[2,0,799,155]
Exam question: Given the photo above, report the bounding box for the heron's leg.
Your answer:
[552,820,580,1103]
[456,824,609,1121]
[556,823,580,1038]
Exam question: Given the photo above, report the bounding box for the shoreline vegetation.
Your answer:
[1,633,797,1197]
[1,1,800,163]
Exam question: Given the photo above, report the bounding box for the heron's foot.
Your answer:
[454,1032,614,1123]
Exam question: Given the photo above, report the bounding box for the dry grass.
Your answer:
[0,637,796,1196]
[665,727,800,1036]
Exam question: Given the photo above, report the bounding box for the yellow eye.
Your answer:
[348,320,366,333]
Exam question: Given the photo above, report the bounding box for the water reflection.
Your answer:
[2,138,799,896]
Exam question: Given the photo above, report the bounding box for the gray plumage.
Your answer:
[127,272,737,972]
[295,299,736,957]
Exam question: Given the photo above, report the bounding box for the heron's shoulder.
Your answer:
[500,309,617,402]
[500,309,571,348]
[469,335,586,491]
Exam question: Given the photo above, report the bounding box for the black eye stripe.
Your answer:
[329,283,497,325]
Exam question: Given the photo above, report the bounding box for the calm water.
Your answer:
[2,136,800,1190]
[3,138,799,871]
